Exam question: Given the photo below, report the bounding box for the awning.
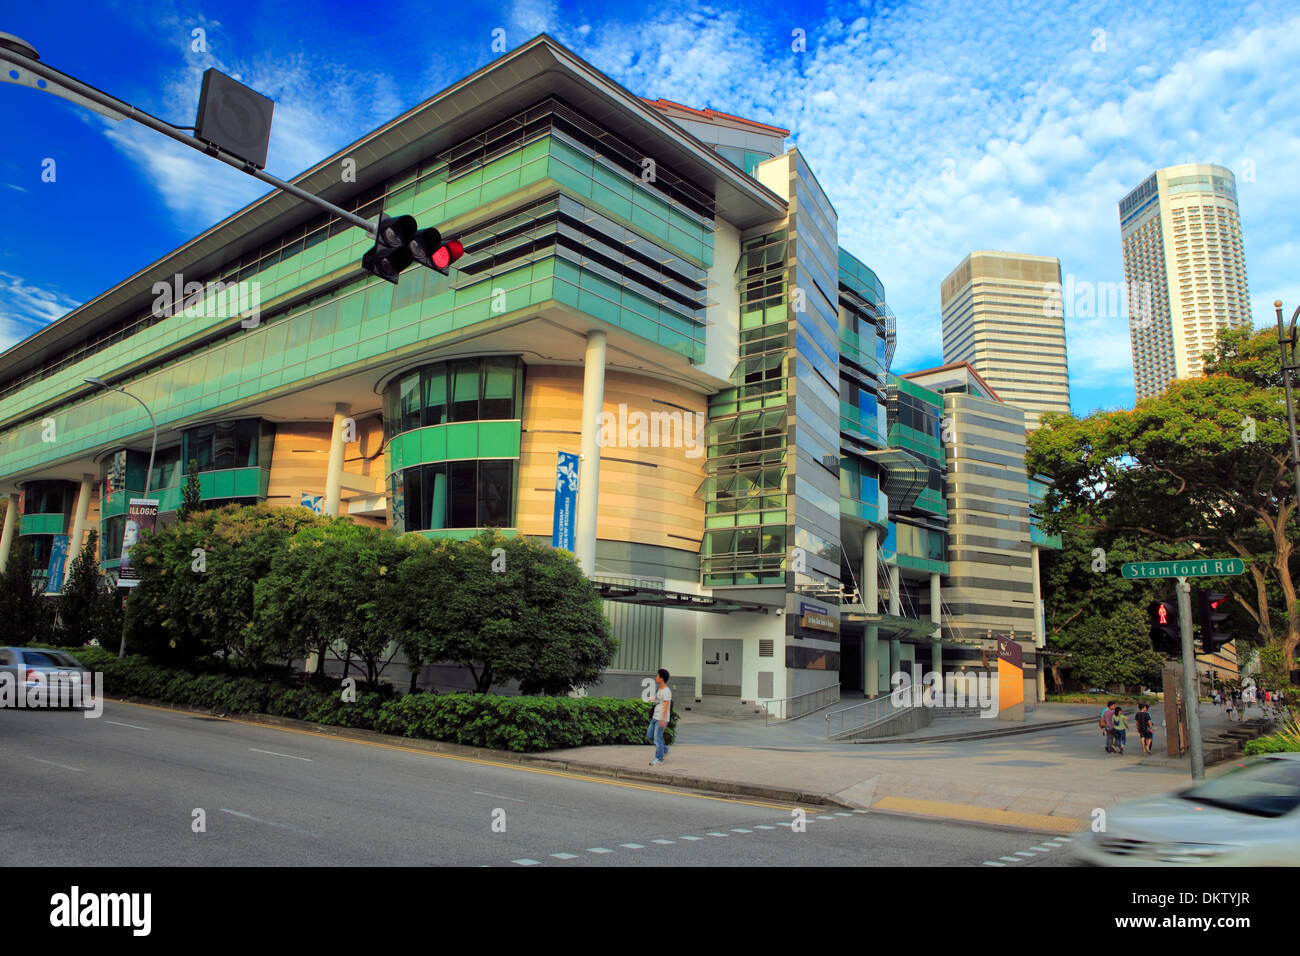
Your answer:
[860,448,928,512]
[594,581,776,614]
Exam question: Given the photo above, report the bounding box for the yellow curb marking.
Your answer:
[871,796,1086,833]
[103,697,810,813]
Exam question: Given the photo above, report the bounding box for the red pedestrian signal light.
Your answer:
[1148,600,1178,655]
[1196,590,1231,655]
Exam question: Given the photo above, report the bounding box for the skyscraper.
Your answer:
[939,251,1071,429]
[1119,164,1252,400]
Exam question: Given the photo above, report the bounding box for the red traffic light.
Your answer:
[430,239,464,276]
[1158,604,1169,624]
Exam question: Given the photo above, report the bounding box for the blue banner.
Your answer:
[552,451,579,551]
[45,533,70,594]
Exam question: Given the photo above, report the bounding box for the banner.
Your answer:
[552,451,579,551]
[45,534,70,594]
[117,498,159,589]
[997,635,1025,721]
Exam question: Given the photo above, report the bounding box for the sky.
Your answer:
[2,0,1297,417]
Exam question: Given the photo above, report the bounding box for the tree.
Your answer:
[0,538,55,644]
[55,530,119,648]
[177,459,202,522]
[1053,604,1165,690]
[1028,325,1300,671]
[396,531,616,694]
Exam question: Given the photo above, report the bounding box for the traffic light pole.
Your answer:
[1177,577,1205,780]
[1,42,376,236]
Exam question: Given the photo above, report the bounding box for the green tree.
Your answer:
[1056,604,1165,689]
[177,459,202,522]
[0,539,55,644]
[1028,325,1300,670]
[55,530,119,648]
[396,531,616,694]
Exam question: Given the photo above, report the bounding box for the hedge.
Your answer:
[39,644,676,752]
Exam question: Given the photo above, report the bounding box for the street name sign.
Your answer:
[1120,558,1245,579]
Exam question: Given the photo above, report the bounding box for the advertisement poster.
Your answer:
[45,533,70,594]
[117,498,159,589]
[552,450,579,551]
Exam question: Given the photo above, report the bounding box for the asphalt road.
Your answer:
[0,701,1077,867]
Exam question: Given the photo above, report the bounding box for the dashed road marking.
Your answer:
[550,853,577,860]
[513,859,541,866]
[620,843,645,850]
[587,847,613,854]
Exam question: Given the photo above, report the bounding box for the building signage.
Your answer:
[996,635,1024,720]
[117,498,159,589]
[552,451,579,552]
[45,533,70,594]
[1121,558,1244,579]
[800,611,839,633]
[800,601,828,616]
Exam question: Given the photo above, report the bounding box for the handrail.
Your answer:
[825,691,915,740]
[759,682,840,725]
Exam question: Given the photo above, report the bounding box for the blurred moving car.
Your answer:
[0,646,91,709]
[1074,753,1300,866]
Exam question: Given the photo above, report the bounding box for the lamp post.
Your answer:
[86,377,157,657]
[1274,301,1300,510]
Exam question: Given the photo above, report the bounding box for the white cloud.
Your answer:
[0,272,81,352]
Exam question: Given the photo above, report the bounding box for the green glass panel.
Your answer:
[445,422,478,460]
[213,470,235,498]
[477,421,521,458]
[420,426,447,463]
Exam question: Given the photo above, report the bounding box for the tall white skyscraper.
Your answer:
[1119,164,1252,400]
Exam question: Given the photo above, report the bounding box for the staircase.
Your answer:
[682,697,766,720]
[1207,717,1274,759]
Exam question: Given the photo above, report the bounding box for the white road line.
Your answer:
[1029,845,1056,851]
[513,859,541,866]
[731,828,752,833]
[104,720,149,730]
[473,791,526,802]
[1014,850,1038,857]
[707,831,728,838]
[652,839,674,845]
[754,825,776,830]
[983,861,1005,866]
[550,853,578,860]
[999,856,1020,862]
[1056,837,1073,842]
[587,847,612,854]
[218,808,317,837]
[852,809,869,813]
[816,815,835,820]
[620,843,645,850]
[25,756,82,772]
[679,836,702,841]
[249,748,312,762]
[834,812,852,817]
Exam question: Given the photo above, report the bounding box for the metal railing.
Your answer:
[759,682,840,725]
[825,692,913,740]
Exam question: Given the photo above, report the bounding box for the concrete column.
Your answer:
[574,330,607,576]
[1031,544,1045,701]
[66,474,95,573]
[930,571,942,678]
[863,526,879,698]
[0,492,18,573]
[888,563,901,680]
[323,403,351,517]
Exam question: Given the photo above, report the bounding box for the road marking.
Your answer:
[816,815,835,820]
[249,748,311,762]
[731,828,752,833]
[999,856,1020,862]
[707,831,728,838]
[550,853,577,860]
[834,812,852,817]
[983,861,1005,866]
[219,808,317,837]
[1029,844,1055,851]
[587,847,613,854]
[852,809,869,814]
[619,843,645,850]
[104,720,149,730]
[512,859,541,866]
[1014,851,1037,857]
[652,839,674,845]
[679,836,702,841]
[105,699,807,813]
[1055,837,1074,842]
[473,791,526,802]
[755,825,776,830]
[26,756,82,772]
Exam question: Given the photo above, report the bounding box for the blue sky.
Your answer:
[2,0,1297,416]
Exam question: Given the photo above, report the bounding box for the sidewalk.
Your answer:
[535,702,1243,834]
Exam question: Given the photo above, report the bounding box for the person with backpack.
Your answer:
[1135,703,1155,755]
[1112,706,1128,754]
[1100,701,1116,753]
[646,668,672,766]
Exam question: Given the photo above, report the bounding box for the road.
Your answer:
[0,701,1076,867]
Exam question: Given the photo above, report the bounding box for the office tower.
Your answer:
[939,251,1070,428]
[1119,164,1252,399]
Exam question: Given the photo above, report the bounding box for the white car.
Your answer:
[1074,753,1300,866]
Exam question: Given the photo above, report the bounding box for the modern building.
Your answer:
[939,251,1070,429]
[904,362,1059,702]
[1119,164,1253,400]
[0,36,1042,707]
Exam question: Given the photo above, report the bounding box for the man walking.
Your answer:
[647,668,672,766]
[1100,700,1116,753]
[1135,702,1155,755]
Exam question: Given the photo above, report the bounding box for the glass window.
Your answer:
[423,366,448,427]
[399,371,422,434]
[448,461,478,527]
[423,463,448,530]
[152,446,181,490]
[449,360,479,422]
[403,467,423,536]
[480,358,517,419]
[213,422,238,470]
[478,460,513,527]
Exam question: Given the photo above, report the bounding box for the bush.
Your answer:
[1243,711,1300,756]
[30,643,666,750]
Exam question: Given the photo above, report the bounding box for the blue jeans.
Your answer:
[646,718,667,761]
[1115,730,1127,750]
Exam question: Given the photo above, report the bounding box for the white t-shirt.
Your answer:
[653,686,672,722]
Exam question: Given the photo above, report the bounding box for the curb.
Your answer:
[850,715,1098,744]
[99,694,846,810]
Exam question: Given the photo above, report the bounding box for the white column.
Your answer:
[0,492,18,572]
[930,571,942,678]
[323,403,351,517]
[862,526,879,697]
[888,563,901,679]
[66,474,94,572]
[574,330,606,576]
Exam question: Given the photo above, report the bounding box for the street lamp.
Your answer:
[1274,301,1300,511]
[85,377,157,658]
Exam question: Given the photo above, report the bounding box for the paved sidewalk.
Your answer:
[541,702,1244,834]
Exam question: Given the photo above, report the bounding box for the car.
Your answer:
[0,646,92,710]
[1085,687,1107,694]
[1073,753,1300,866]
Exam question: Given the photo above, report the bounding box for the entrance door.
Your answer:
[702,639,743,696]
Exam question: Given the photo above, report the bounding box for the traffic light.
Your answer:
[1148,599,1179,654]
[362,214,416,284]
[1197,590,1231,654]
[409,227,464,276]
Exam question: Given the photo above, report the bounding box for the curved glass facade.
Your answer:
[384,357,523,534]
